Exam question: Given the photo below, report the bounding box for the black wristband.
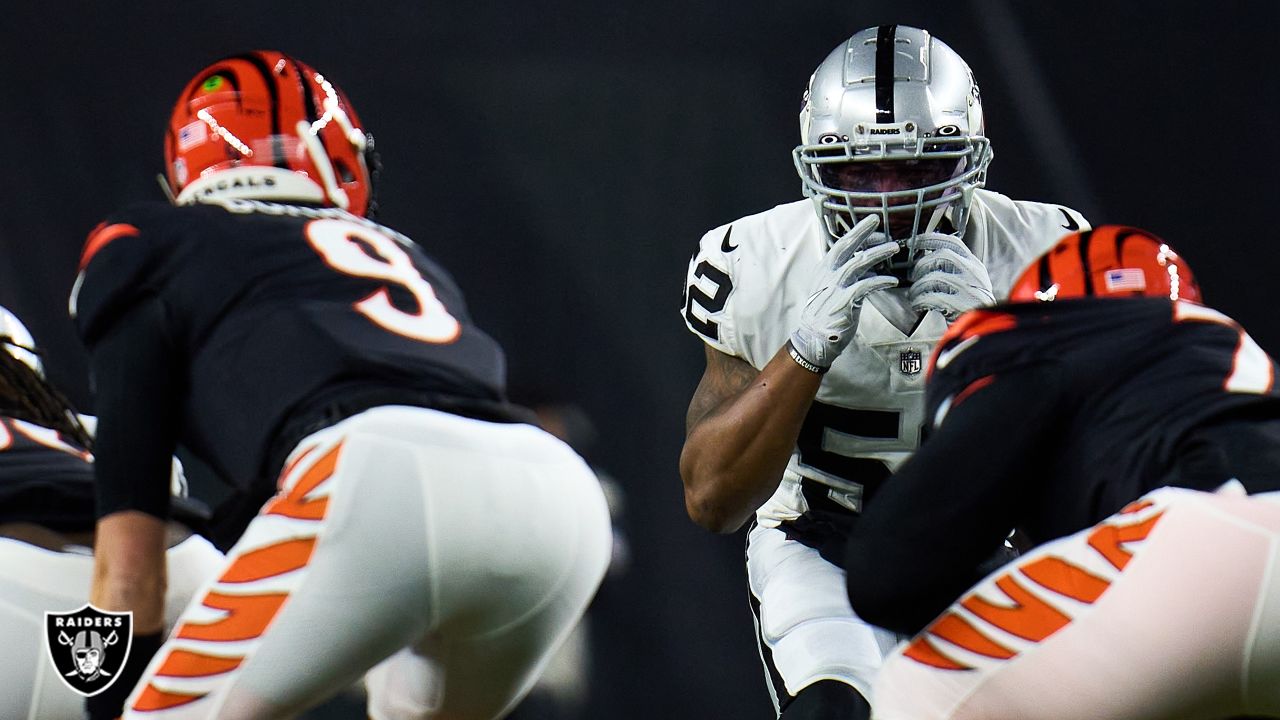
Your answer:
[85,631,164,720]
[787,340,829,375]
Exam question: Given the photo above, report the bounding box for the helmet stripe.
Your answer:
[281,53,320,124]
[1076,230,1096,296]
[1037,254,1054,294]
[875,25,898,123]
[229,52,287,170]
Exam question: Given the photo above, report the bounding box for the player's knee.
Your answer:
[779,679,870,720]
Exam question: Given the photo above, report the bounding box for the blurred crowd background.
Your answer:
[1,1,1275,717]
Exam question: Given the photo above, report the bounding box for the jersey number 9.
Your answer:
[306,219,461,344]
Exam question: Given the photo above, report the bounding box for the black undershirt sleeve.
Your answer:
[845,363,1062,636]
[89,296,184,520]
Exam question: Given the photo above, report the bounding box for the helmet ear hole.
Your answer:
[335,159,356,184]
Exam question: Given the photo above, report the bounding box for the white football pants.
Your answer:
[747,522,903,714]
[873,485,1280,720]
[122,405,612,720]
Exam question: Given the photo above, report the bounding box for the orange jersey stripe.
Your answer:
[154,649,244,678]
[952,374,997,408]
[218,537,317,583]
[79,222,140,270]
[175,591,288,642]
[929,310,1017,376]
[961,574,1070,643]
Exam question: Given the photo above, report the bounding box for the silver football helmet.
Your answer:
[0,305,41,377]
[794,25,992,258]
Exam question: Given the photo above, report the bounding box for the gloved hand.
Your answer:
[907,233,995,321]
[789,215,899,372]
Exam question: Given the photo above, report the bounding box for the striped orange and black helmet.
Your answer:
[163,51,376,216]
[1009,225,1202,304]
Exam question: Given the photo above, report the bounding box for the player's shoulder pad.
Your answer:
[681,202,808,351]
[976,189,1091,237]
[681,221,738,354]
[71,201,179,345]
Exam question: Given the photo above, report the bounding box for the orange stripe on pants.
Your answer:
[1021,556,1111,603]
[263,442,342,520]
[218,537,317,583]
[902,635,974,671]
[154,649,244,678]
[928,611,1016,660]
[1087,512,1164,571]
[175,591,289,643]
[131,684,206,712]
[962,574,1070,642]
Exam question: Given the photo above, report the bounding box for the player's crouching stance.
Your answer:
[845,227,1280,719]
[75,51,611,719]
[0,308,224,719]
[680,25,1089,720]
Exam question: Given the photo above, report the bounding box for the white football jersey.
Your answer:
[682,191,1089,525]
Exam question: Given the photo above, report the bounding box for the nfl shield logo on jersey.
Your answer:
[899,349,923,375]
[44,604,133,697]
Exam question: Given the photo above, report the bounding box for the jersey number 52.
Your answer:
[306,219,461,344]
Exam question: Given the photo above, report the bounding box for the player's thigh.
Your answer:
[367,419,612,720]
[875,488,1280,720]
[127,428,436,719]
[747,523,899,707]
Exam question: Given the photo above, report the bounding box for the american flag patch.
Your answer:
[1104,268,1146,293]
[177,121,208,151]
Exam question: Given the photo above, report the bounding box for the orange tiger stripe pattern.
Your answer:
[131,440,343,713]
[905,503,1165,671]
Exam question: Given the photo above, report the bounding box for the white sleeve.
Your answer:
[680,224,743,357]
[981,199,1092,299]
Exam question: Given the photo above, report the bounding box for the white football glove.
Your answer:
[789,216,900,371]
[907,233,995,321]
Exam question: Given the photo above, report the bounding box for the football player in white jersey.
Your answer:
[679,25,1090,719]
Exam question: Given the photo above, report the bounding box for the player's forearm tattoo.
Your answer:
[686,350,759,434]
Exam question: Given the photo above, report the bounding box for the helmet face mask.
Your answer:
[794,26,992,266]
[163,51,375,217]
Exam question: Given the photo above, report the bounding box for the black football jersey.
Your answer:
[0,416,95,532]
[845,297,1280,634]
[926,297,1280,541]
[73,199,510,501]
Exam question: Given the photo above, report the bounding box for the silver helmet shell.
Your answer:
[0,306,41,377]
[794,25,992,252]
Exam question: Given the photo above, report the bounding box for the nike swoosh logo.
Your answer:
[934,334,980,370]
[720,226,738,253]
[1059,208,1080,231]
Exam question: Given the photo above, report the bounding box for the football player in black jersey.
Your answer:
[76,51,611,720]
[844,226,1280,719]
[0,306,223,719]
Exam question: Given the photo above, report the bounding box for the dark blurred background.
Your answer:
[1,1,1276,717]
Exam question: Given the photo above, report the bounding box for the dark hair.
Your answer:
[0,342,93,450]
